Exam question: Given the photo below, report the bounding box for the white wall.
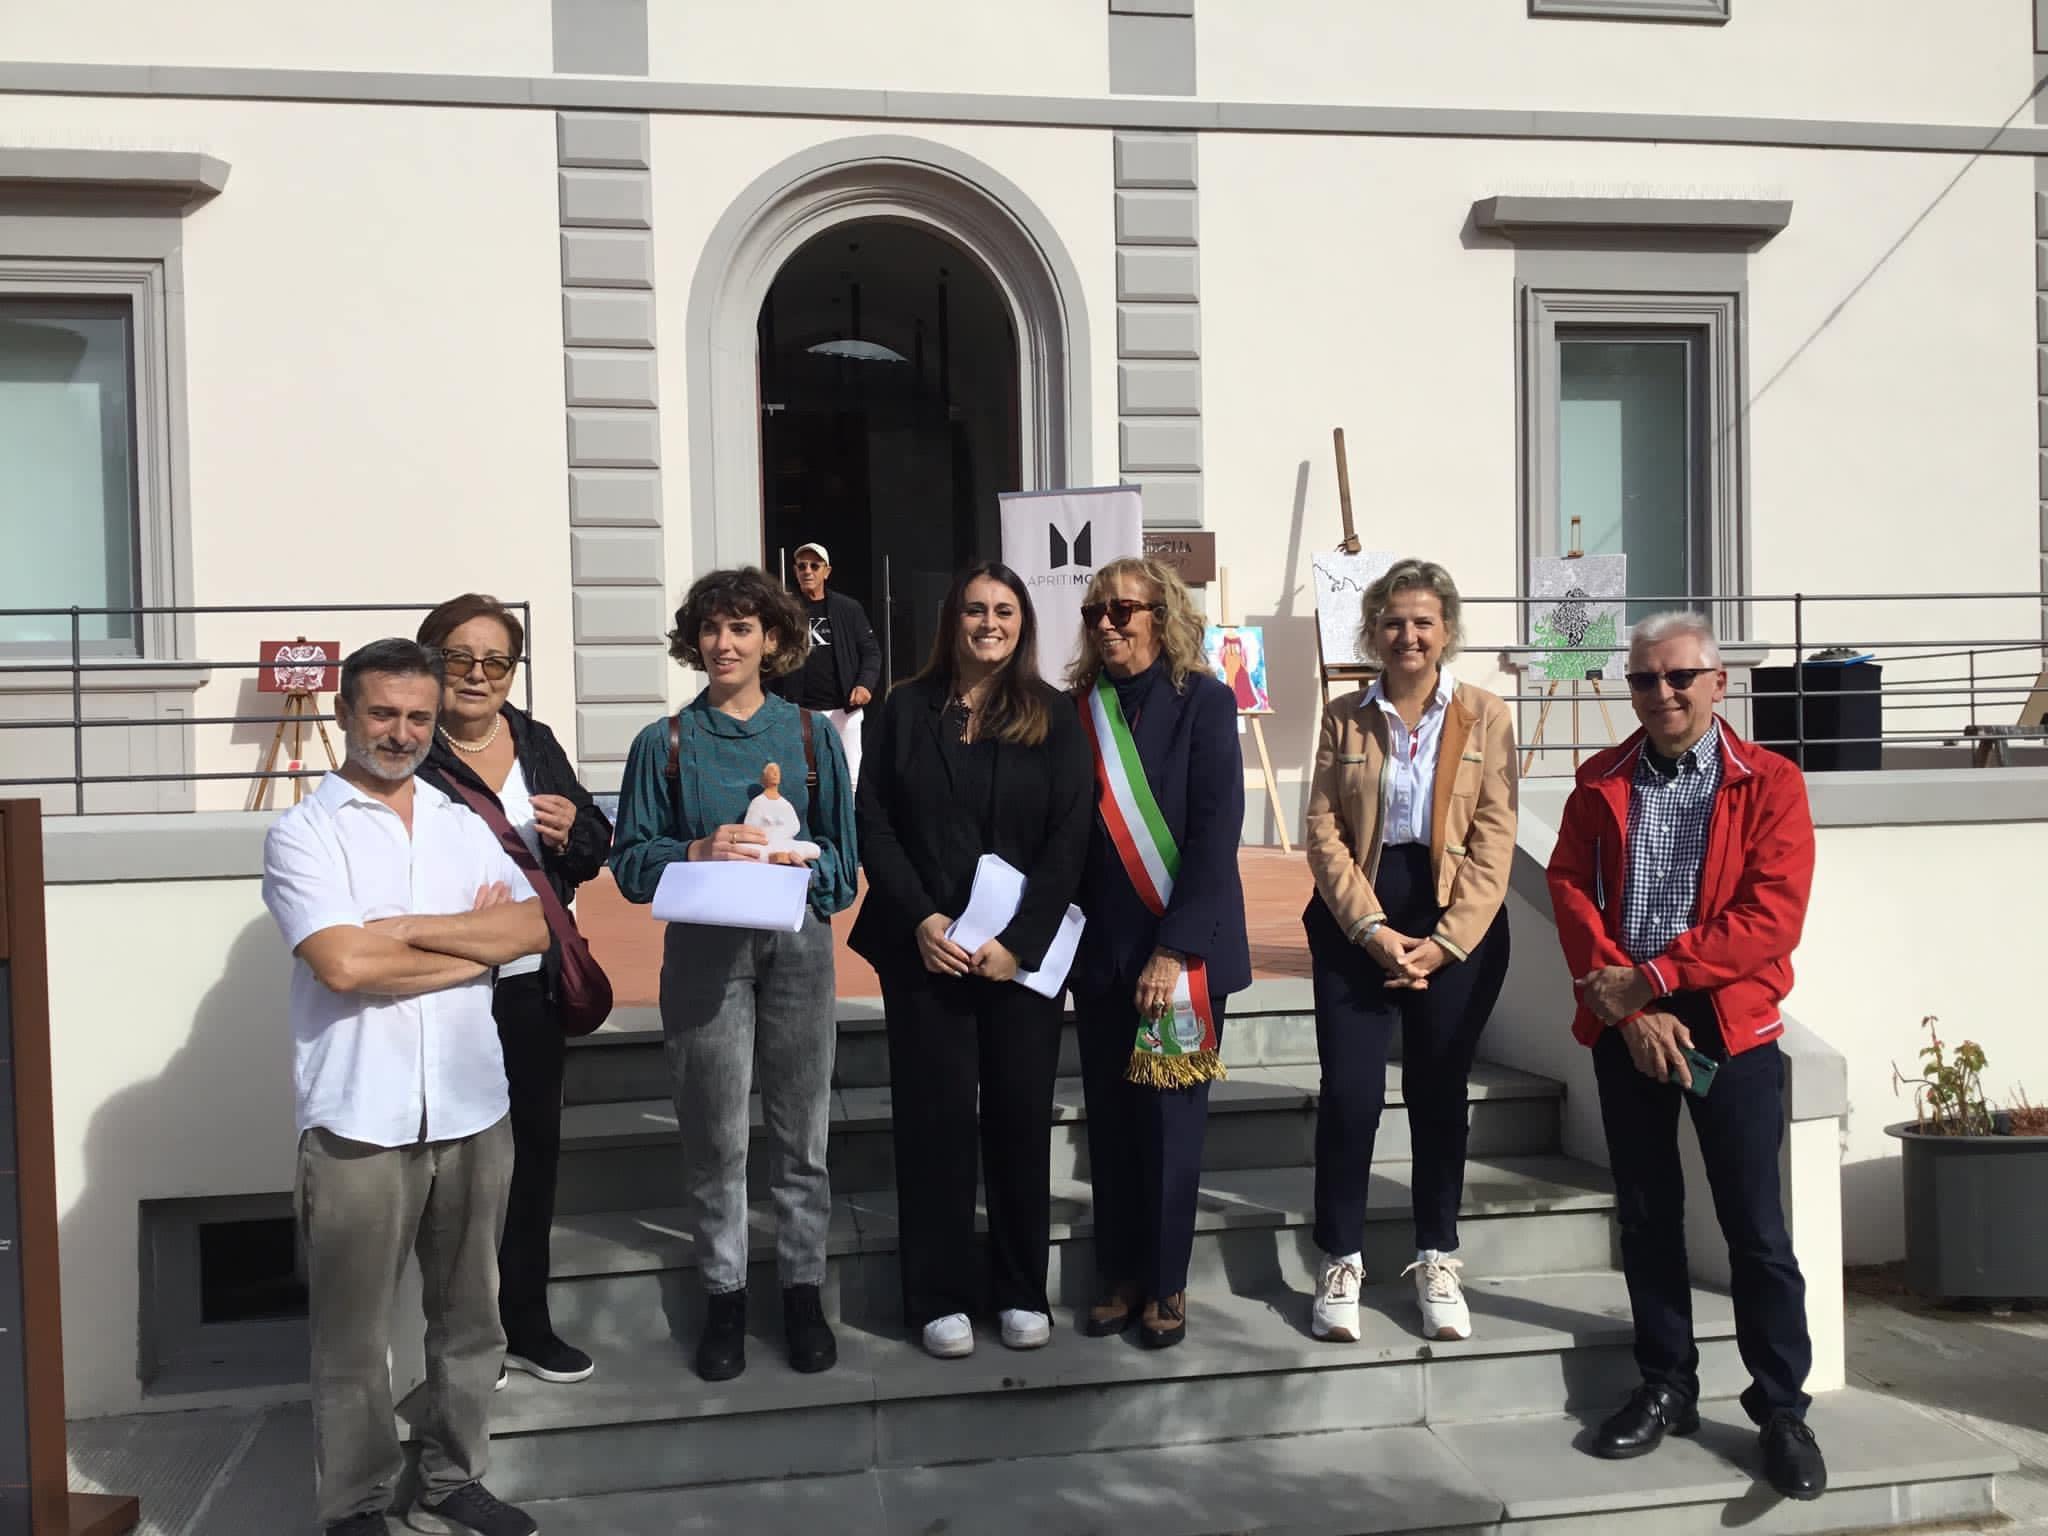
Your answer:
[0,0,552,74]
[1200,0,2035,125]
[4,95,573,807]
[647,0,1110,97]
[45,878,293,1417]
[1197,131,2040,806]
[1796,821,2048,1265]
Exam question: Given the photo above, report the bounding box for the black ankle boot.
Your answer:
[696,1289,747,1382]
[783,1283,837,1374]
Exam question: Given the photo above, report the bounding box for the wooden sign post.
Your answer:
[0,802,139,1535]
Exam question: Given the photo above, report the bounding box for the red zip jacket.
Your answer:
[1545,717,1815,1057]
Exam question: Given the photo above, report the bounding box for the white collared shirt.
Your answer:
[261,772,533,1148]
[1363,670,1456,847]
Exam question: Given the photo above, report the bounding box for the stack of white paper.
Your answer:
[652,860,812,933]
[945,853,1086,999]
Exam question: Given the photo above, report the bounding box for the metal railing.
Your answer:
[0,602,533,814]
[1460,589,2048,773]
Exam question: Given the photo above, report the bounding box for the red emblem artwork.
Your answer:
[259,639,339,695]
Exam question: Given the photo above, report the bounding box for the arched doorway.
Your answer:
[759,222,1019,681]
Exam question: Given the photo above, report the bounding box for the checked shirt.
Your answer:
[1620,721,1722,965]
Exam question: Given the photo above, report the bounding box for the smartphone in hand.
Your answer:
[1669,1047,1720,1098]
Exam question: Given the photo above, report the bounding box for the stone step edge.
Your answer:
[547,1157,1616,1282]
[559,1063,1564,1152]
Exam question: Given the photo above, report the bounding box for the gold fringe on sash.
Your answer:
[1124,1049,1227,1089]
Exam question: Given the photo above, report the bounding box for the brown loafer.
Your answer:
[1085,1285,1139,1337]
[1139,1292,1187,1350]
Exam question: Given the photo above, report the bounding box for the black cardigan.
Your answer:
[417,703,613,994]
[849,674,1093,975]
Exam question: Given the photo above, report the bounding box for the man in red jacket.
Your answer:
[1546,612,1826,1501]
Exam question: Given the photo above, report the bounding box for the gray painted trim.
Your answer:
[551,0,648,77]
[1473,195,1791,241]
[1108,13,1197,97]
[0,147,228,211]
[44,812,274,883]
[1110,0,1194,14]
[683,134,1095,578]
[2038,153,2048,642]
[1115,132,1203,529]
[558,113,666,779]
[14,63,2048,159]
[1530,0,1729,21]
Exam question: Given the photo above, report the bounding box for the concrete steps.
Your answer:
[518,1386,2011,1535]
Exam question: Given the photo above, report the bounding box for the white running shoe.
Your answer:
[999,1309,1052,1350]
[922,1313,975,1358]
[1311,1253,1364,1343]
[1404,1250,1472,1341]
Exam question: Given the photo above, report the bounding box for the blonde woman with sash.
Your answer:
[1069,557,1248,1349]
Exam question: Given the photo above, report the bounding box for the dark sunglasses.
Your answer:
[1081,598,1166,629]
[1625,667,1712,694]
[438,648,515,681]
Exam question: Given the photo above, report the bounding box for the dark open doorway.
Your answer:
[758,221,1020,685]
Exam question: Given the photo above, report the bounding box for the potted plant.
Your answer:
[1887,1017,2048,1299]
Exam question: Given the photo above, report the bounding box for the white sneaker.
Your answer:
[493,1367,508,1391]
[999,1309,1052,1350]
[1312,1253,1364,1342]
[922,1313,975,1358]
[1404,1250,1472,1341]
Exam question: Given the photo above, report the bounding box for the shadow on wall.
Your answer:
[1841,1155,1905,1269]
[58,914,297,1413]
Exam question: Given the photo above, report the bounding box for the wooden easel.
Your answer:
[1317,427,1379,706]
[1218,568,1292,854]
[247,683,339,811]
[1518,518,1620,774]
[1968,664,2048,767]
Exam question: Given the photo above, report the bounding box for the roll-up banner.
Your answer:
[998,486,1144,682]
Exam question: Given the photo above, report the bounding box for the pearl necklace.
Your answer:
[440,715,502,755]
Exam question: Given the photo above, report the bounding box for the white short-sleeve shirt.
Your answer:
[261,772,535,1147]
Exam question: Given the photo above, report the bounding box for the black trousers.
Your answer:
[491,970,567,1345]
[1074,989,1228,1300]
[1592,994,1812,1423]
[881,965,1064,1326]
[1305,844,1510,1259]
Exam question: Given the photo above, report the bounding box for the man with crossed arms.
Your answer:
[262,638,547,1536]
[1546,611,1827,1502]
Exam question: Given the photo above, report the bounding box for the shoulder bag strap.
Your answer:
[442,777,582,948]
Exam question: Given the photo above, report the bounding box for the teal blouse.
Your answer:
[608,694,859,919]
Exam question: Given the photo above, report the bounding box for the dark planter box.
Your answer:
[1753,660,1882,771]
[1888,1119,2048,1298]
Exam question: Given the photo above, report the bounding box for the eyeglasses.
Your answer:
[438,649,515,681]
[1625,667,1711,694]
[792,560,825,571]
[1081,598,1165,629]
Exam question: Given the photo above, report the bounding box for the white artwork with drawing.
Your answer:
[1310,550,1399,670]
[1528,554,1627,684]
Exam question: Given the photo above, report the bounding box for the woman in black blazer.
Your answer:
[414,592,613,1386]
[851,561,1094,1359]
[1067,557,1249,1349]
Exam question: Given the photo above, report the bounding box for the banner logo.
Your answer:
[1049,520,1093,570]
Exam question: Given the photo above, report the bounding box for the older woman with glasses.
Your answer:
[1066,557,1248,1350]
[1301,559,1516,1348]
[416,593,613,1388]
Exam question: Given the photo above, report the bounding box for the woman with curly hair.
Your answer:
[1301,558,1515,1348]
[609,567,858,1384]
[1066,556,1248,1349]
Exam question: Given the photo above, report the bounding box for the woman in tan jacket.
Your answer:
[1301,558,1516,1347]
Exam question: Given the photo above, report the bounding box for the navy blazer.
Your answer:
[1071,666,1251,997]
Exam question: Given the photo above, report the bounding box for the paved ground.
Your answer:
[63,1281,2048,1535]
[579,845,1317,1004]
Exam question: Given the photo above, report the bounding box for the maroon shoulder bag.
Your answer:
[446,778,614,1037]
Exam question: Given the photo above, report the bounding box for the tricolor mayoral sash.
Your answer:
[1080,674,1224,1088]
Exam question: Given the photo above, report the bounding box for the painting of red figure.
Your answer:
[1205,625,1272,715]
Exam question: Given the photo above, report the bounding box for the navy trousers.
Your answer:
[1305,844,1510,1259]
[1592,994,1812,1423]
[1075,990,1229,1300]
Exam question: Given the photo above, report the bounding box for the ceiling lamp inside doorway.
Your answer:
[806,337,908,363]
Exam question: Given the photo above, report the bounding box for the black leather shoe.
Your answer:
[783,1283,838,1374]
[1590,1383,1702,1459]
[1759,1411,1827,1500]
[696,1289,747,1382]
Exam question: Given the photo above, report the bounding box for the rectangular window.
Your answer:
[0,298,142,650]
[1523,290,1744,631]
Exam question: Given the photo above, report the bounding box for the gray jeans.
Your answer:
[659,914,837,1293]
[295,1118,513,1526]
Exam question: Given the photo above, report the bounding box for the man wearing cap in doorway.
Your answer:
[774,541,882,784]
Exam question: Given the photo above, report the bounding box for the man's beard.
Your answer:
[347,732,429,783]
